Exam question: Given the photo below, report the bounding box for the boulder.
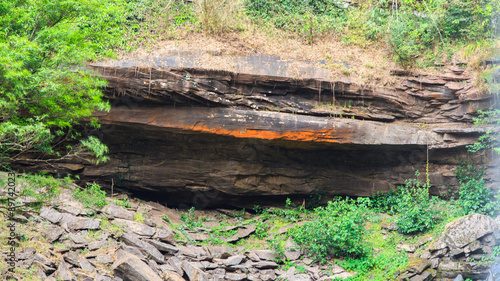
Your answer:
[102,203,135,221]
[113,219,156,237]
[444,213,498,248]
[42,226,65,243]
[181,261,208,281]
[40,207,63,224]
[162,270,186,281]
[284,238,301,261]
[112,250,162,281]
[145,239,179,254]
[254,250,276,261]
[121,233,165,263]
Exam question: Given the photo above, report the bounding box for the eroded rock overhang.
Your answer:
[65,56,496,207]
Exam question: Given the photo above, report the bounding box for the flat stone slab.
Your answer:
[444,213,498,248]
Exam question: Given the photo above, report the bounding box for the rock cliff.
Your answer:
[13,53,497,207]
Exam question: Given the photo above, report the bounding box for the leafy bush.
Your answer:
[455,159,499,216]
[395,172,437,234]
[73,183,108,209]
[369,189,400,214]
[180,207,203,229]
[290,198,369,263]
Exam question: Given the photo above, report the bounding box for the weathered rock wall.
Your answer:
[12,56,498,207]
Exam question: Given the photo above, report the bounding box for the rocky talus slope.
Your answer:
[2,181,500,281]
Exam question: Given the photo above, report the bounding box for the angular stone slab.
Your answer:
[444,213,498,248]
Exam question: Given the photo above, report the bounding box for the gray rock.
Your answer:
[248,273,261,281]
[102,204,135,221]
[58,205,82,216]
[285,238,301,260]
[429,258,439,269]
[463,240,481,253]
[182,260,208,281]
[253,261,279,269]
[34,253,55,268]
[176,245,198,258]
[13,214,28,223]
[260,269,276,281]
[225,225,256,243]
[35,268,47,280]
[53,258,73,281]
[226,273,247,281]
[444,213,498,248]
[43,226,65,243]
[207,245,233,259]
[63,251,81,266]
[408,271,433,281]
[79,257,96,274]
[438,261,461,271]
[113,218,156,237]
[121,233,165,263]
[155,227,176,244]
[449,248,464,257]
[120,245,146,259]
[254,250,276,261]
[453,274,464,281]
[59,213,100,230]
[40,207,63,224]
[223,255,245,266]
[89,240,108,251]
[112,250,163,281]
[287,274,312,281]
[161,270,186,281]
[68,232,88,245]
[146,239,179,253]
[16,247,35,260]
[168,256,184,276]
[96,254,113,264]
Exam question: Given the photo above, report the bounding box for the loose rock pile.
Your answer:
[390,213,499,281]
[4,190,355,281]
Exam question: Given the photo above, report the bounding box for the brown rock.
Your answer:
[112,250,163,281]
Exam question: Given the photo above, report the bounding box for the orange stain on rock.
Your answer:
[149,120,350,143]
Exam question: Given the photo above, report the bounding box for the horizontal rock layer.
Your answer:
[13,58,498,207]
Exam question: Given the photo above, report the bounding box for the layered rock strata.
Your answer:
[12,54,497,207]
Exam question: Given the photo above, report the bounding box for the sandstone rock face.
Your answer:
[12,55,497,207]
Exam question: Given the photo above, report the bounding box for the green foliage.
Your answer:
[290,197,369,263]
[246,0,347,41]
[395,171,437,234]
[73,183,108,209]
[455,158,499,216]
[114,198,131,209]
[17,173,67,206]
[271,198,305,222]
[162,215,171,223]
[369,189,400,214]
[134,212,144,223]
[180,207,203,229]
[0,0,144,165]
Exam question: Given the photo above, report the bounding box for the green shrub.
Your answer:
[290,198,369,263]
[456,159,499,216]
[73,183,108,209]
[180,207,203,229]
[395,172,437,234]
[369,189,400,215]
